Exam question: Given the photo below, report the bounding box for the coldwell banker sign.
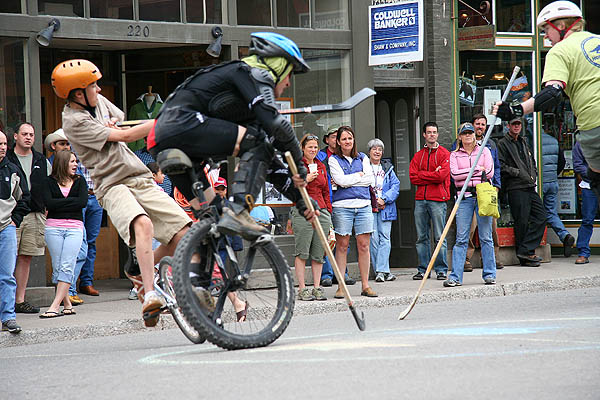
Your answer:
[369,0,423,66]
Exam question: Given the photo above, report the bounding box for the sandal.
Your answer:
[63,308,76,315]
[39,310,64,319]
[236,301,249,322]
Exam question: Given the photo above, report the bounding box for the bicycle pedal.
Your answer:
[143,309,161,319]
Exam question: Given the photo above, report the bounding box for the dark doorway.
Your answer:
[375,88,418,267]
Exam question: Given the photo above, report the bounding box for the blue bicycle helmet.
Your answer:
[249,32,310,74]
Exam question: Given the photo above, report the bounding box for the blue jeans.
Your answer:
[79,195,103,287]
[543,181,569,241]
[577,188,599,258]
[414,200,448,274]
[69,230,88,296]
[371,212,392,274]
[0,225,18,323]
[449,197,496,283]
[45,227,84,284]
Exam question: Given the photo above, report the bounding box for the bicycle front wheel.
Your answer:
[172,220,295,350]
[158,256,205,344]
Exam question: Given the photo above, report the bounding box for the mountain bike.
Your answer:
[157,148,295,351]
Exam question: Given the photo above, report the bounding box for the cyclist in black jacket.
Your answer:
[147,32,315,240]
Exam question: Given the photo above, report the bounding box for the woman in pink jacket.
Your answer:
[446,122,496,287]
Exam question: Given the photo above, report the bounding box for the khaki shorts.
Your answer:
[578,126,600,171]
[16,212,46,256]
[98,177,191,247]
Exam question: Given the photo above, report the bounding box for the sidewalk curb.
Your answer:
[2,275,599,348]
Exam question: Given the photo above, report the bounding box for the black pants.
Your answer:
[507,188,546,255]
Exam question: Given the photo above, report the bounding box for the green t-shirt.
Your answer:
[542,31,600,131]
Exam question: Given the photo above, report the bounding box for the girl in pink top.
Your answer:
[445,123,497,287]
[41,150,88,318]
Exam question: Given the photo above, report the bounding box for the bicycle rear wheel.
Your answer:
[158,256,205,344]
[172,220,295,350]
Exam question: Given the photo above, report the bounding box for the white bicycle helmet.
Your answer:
[536,1,582,28]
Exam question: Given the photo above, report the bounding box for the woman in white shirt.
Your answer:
[328,127,377,298]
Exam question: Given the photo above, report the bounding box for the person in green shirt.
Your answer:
[494,1,600,205]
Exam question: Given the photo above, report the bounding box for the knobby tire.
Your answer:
[172,220,295,350]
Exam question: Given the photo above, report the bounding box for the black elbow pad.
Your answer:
[534,84,563,112]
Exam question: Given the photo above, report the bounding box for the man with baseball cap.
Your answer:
[497,117,546,267]
[494,1,600,205]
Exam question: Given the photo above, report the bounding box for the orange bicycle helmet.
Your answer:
[51,59,102,99]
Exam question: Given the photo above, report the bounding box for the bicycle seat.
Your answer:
[156,148,193,175]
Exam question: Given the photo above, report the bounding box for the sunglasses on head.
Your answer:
[305,135,319,141]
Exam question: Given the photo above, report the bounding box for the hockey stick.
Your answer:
[118,88,376,126]
[398,65,521,320]
[279,88,376,115]
[284,151,366,331]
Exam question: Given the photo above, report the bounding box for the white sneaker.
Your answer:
[142,292,166,327]
[375,272,385,282]
[128,288,138,300]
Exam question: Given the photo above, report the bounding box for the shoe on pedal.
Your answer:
[142,292,165,327]
[217,207,268,241]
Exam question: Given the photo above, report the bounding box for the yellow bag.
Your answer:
[476,172,500,218]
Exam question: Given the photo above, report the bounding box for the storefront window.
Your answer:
[495,0,532,33]
[458,50,533,138]
[186,0,221,24]
[139,0,180,22]
[38,0,84,17]
[276,0,309,28]
[457,0,493,28]
[0,0,21,13]
[237,0,271,26]
[90,0,133,20]
[314,0,348,29]
[0,38,26,139]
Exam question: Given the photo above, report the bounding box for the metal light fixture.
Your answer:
[36,18,61,47]
[206,26,223,58]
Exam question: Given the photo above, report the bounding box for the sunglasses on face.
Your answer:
[510,122,522,126]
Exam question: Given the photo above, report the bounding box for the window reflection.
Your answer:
[90,0,133,19]
[277,0,309,28]
[0,38,26,137]
[0,0,21,13]
[458,50,533,134]
[457,0,492,28]
[38,0,84,17]
[496,0,531,33]
[139,0,180,22]
[314,0,348,29]
[237,0,271,26]
[186,0,221,24]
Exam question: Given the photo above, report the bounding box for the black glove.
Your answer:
[496,102,524,121]
[295,197,319,219]
[296,162,308,180]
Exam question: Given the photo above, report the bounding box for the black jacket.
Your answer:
[42,175,88,221]
[0,156,30,228]
[496,132,537,192]
[7,148,48,213]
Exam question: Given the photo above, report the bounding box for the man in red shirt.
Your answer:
[409,122,451,280]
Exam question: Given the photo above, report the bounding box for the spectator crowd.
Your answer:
[0,116,595,334]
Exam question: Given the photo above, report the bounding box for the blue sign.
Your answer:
[369,1,423,66]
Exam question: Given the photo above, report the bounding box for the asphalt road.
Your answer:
[3,288,599,400]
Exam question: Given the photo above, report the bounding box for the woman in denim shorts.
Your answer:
[328,127,378,298]
[291,134,332,301]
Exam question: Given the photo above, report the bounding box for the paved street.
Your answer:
[2,288,599,400]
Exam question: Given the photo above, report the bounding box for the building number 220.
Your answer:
[127,25,150,37]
